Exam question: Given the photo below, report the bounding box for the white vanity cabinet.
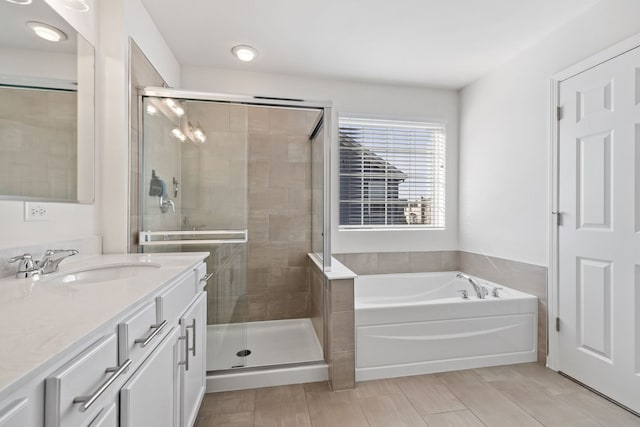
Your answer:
[120,327,180,427]
[179,293,207,427]
[0,257,213,427]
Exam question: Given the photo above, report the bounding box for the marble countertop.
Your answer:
[0,252,208,400]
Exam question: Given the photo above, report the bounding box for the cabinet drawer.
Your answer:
[156,271,196,324]
[118,302,165,365]
[0,398,29,427]
[45,334,121,427]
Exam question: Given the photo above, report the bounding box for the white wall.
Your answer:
[0,0,99,251]
[181,67,459,253]
[99,0,180,253]
[459,0,640,267]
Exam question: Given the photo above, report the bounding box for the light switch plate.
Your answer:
[24,202,49,221]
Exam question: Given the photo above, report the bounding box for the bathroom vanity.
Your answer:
[0,252,209,427]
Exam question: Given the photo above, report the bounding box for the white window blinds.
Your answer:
[339,117,446,229]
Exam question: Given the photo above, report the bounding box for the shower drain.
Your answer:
[236,349,251,357]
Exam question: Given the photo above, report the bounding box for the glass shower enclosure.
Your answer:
[137,88,331,375]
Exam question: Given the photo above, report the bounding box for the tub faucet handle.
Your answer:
[491,287,503,297]
[457,289,469,299]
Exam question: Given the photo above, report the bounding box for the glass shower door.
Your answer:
[139,95,249,372]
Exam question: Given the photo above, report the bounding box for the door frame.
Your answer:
[548,32,640,370]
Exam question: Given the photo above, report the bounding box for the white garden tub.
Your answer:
[355,271,537,381]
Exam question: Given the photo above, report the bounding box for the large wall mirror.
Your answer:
[0,0,95,203]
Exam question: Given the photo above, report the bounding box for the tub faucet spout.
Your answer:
[456,273,488,299]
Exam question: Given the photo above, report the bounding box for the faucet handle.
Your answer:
[9,253,33,264]
[457,289,469,299]
[491,287,503,297]
[9,254,40,278]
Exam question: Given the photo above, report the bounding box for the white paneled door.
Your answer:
[558,45,640,413]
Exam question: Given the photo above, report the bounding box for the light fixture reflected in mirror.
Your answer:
[146,104,158,116]
[5,0,32,5]
[26,21,68,42]
[163,98,184,117]
[62,0,90,12]
[170,128,186,142]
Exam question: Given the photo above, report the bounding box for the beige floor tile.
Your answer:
[306,389,369,427]
[354,378,404,399]
[488,378,601,427]
[508,363,583,396]
[199,390,256,415]
[423,410,485,427]
[254,402,311,427]
[254,384,311,427]
[358,393,427,426]
[196,411,254,427]
[473,365,524,382]
[554,391,640,427]
[302,381,331,393]
[437,370,542,427]
[255,384,308,408]
[395,374,466,415]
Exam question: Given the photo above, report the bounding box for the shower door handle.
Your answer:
[139,230,248,246]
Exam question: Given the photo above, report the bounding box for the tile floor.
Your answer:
[196,363,640,427]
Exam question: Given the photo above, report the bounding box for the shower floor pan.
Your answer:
[206,318,327,391]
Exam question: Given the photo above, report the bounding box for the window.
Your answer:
[339,116,446,229]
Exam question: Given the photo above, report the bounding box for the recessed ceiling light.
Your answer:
[26,21,68,42]
[5,0,32,4]
[231,45,258,62]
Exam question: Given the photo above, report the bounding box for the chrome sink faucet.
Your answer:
[456,272,488,299]
[9,249,79,278]
[38,249,79,274]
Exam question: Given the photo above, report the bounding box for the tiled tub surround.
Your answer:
[308,255,357,391]
[335,250,548,363]
[355,272,538,381]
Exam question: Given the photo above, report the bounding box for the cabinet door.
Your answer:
[180,292,206,427]
[120,327,180,427]
[87,404,116,427]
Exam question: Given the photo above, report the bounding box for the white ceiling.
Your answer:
[141,0,600,89]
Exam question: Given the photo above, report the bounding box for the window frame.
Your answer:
[338,114,447,231]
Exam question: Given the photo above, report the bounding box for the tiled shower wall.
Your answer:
[246,107,321,321]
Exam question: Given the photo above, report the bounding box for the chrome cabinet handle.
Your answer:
[186,319,196,357]
[199,272,213,289]
[134,320,168,348]
[73,359,132,412]
[178,333,190,371]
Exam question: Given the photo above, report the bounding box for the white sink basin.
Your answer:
[44,263,161,285]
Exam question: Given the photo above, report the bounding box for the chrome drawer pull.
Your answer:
[199,272,213,288]
[134,320,168,348]
[73,359,132,412]
[186,319,196,357]
[178,334,190,371]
